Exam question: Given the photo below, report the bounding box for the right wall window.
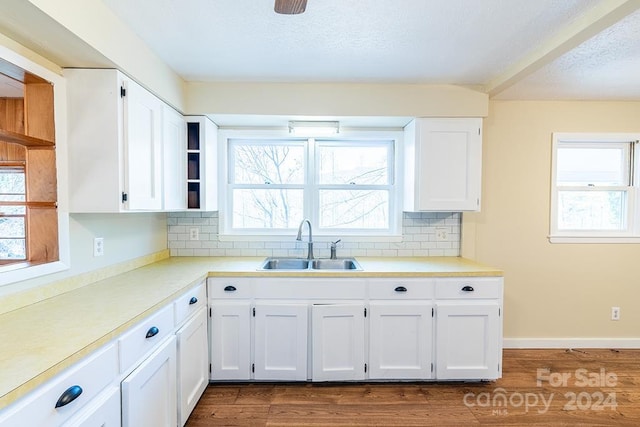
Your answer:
[550,133,640,242]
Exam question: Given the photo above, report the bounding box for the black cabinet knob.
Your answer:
[55,385,82,408]
[461,285,475,292]
[394,286,408,292]
[224,285,237,292]
[145,326,159,338]
[189,296,198,305]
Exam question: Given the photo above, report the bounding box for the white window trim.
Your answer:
[218,128,403,239]
[549,132,640,244]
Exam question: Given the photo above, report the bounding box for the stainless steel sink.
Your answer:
[260,258,310,270]
[311,259,361,270]
[259,257,362,271]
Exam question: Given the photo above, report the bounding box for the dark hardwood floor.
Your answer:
[186,349,640,426]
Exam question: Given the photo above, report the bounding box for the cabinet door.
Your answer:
[177,308,209,426]
[210,302,251,380]
[123,78,163,211]
[63,386,121,427]
[162,105,187,211]
[121,335,177,427]
[254,303,308,381]
[408,118,482,211]
[311,304,365,381]
[435,301,501,380]
[369,302,433,380]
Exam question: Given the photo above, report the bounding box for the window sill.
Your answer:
[549,236,640,244]
[0,260,69,287]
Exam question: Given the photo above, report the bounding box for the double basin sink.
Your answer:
[259,257,362,271]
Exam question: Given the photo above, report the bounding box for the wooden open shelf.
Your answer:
[0,128,54,147]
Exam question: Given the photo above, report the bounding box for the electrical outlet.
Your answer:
[93,237,104,257]
[189,228,199,241]
[435,227,448,241]
[611,306,620,321]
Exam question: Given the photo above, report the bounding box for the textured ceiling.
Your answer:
[101,0,608,93]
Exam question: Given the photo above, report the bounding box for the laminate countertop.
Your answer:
[0,256,502,409]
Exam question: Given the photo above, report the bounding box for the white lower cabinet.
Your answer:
[254,303,308,381]
[121,335,177,427]
[368,302,433,380]
[311,304,366,381]
[434,277,503,380]
[63,386,121,427]
[209,301,252,380]
[207,275,503,383]
[176,307,209,426]
[435,301,501,380]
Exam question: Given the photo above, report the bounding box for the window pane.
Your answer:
[0,239,26,259]
[0,217,25,238]
[558,190,625,230]
[319,190,388,229]
[318,144,389,184]
[557,146,627,186]
[0,206,26,215]
[0,169,25,194]
[232,189,303,228]
[231,142,304,184]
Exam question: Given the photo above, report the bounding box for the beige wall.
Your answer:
[464,100,640,341]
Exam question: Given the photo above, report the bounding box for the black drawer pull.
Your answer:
[55,385,83,408]
[394,286,407,292]
[145,326,159,338]
[461,285,475,292]
[224,285,237,292]
[189,296,198,305]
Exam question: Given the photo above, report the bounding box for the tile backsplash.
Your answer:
[168,211,460,258]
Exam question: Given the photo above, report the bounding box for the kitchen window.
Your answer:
[550,133,640,242]
[223,133,398,236]
[0,165,27,261]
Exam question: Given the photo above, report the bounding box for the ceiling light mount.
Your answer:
[274,0,307,15]
[289,121,339,136]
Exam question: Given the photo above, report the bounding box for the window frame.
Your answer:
[550,133,640,243]
[0,164,27,261]
[0,43,70,286]
[220,128,402,239]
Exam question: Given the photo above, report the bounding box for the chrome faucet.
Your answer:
[296,219,314,260]
[330,239,341,259]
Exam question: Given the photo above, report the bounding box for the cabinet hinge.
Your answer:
[364,308,367,318]
[432,307,434,317]
[253,307,256,317]
[364,363,367,373]
[209,307,212,317]
[252,363,255,373]
[431,363,433,372]
[209,363,212,373]
[121,192,128,203]
[478,127,481,136]
[120,86,126,97]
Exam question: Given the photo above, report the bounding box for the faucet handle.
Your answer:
[331,239,341,248]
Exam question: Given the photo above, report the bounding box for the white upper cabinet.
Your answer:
[66,69,184,212]
[162,105,187,211]
[404,118,482,212]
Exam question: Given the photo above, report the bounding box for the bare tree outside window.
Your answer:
[228,138,394,233]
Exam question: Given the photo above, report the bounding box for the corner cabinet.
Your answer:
[66,68,187,212]
[404,118,482,212]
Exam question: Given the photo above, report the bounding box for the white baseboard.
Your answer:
[503,338,640,349]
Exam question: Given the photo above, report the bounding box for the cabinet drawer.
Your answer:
[118,303,174,373]
[174,281,206,326]
[208,277,253,299]
[255,278,366,299]
[435,277,503,299]
[368,278,434,299]
[0,344,118,427]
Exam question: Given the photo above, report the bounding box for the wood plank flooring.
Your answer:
[186,349,640,426]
